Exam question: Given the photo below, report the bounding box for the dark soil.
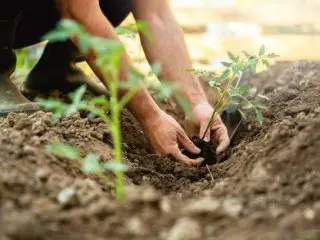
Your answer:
[182,136,218,166]
[1,61,320,240]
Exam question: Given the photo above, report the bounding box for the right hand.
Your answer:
[142,110,202,166]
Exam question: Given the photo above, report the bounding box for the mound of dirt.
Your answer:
[0,61,319,240]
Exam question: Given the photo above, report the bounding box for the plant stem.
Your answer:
[201,73,236,140]
[111,106,125,200]
[109,78,125,201]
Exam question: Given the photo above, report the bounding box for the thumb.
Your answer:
[216,133,230,154]
[178,130,201,154]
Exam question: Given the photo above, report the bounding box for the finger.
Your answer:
[177,130,201,154]
[200,122,211,142]
[170,148,202,166]
[184,116,198,138]
[216,127,230,154]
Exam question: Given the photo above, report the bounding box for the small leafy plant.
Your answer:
[47,142,128,189]
[39,20,183,200]
[39,19,153,200]
[192,45,279,139]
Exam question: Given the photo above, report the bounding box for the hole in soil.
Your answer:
[182,136,217,166]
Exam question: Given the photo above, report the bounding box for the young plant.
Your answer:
[39,20,181,200]
[192,45,279,140]
[39,19,151,200]
[47,142,128,190]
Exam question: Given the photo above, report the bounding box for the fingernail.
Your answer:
[204,137,210,142]
[194,146,201,154]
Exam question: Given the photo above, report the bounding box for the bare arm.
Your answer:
[132,0,230,152]
[54,0,161,123]
[132,0,208,108]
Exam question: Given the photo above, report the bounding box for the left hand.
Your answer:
[185,102,230,154]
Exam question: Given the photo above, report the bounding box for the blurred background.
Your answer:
[170,0,320,67]
[169,0,320,68]
[15,0,320,77]
[117,0,320,75]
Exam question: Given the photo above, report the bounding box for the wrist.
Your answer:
[178,75,208,109]
[127,88,162,124]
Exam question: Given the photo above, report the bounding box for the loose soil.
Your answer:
[0,61,319,240]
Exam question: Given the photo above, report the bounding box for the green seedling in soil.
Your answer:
[39,19,152,200]
[47,142,128,189]
[188,45,279,164]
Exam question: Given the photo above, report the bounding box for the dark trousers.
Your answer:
[0,0,132,49]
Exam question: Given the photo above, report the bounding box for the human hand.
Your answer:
[186,102,230,154]
[142,110,202,166]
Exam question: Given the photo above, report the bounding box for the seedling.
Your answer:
[39,19,152,200]
[47,142,128,190]
[189,46,279,164]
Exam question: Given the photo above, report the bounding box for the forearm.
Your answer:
[132,2,208,107]
[55,0,161,123]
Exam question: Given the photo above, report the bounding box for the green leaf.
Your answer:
[39,98,69,121]
[135,20,152,40]
[175,95,192,117]
[39,98,65,109]
[236,84,248,95]
[115,26,136,38]
[248,87,257,97]
[262,59,270,67]
[249,61,257,74]
[120,68,144,89]
[47,143,81,160]
[267,53,280,58]
[90,96,109,106]
[43,30,71,42]
[221,61,232,67]
[103,161,128,172]
[254,106,264,126]
[60,19,83,33]
[212,86,222,94]
[227,51,237,61]
[82,153,102,174]
[156,82,178,100]
[220,69,231,80]
[70,85,86,104]
[63,85,87,117]
[42,19,84,42]
[91,37,124,54]
[209,80,218,88]
[242,102,253,109]
[259,45,266,56]
[150,62,162,76]
[78,34,91,54]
